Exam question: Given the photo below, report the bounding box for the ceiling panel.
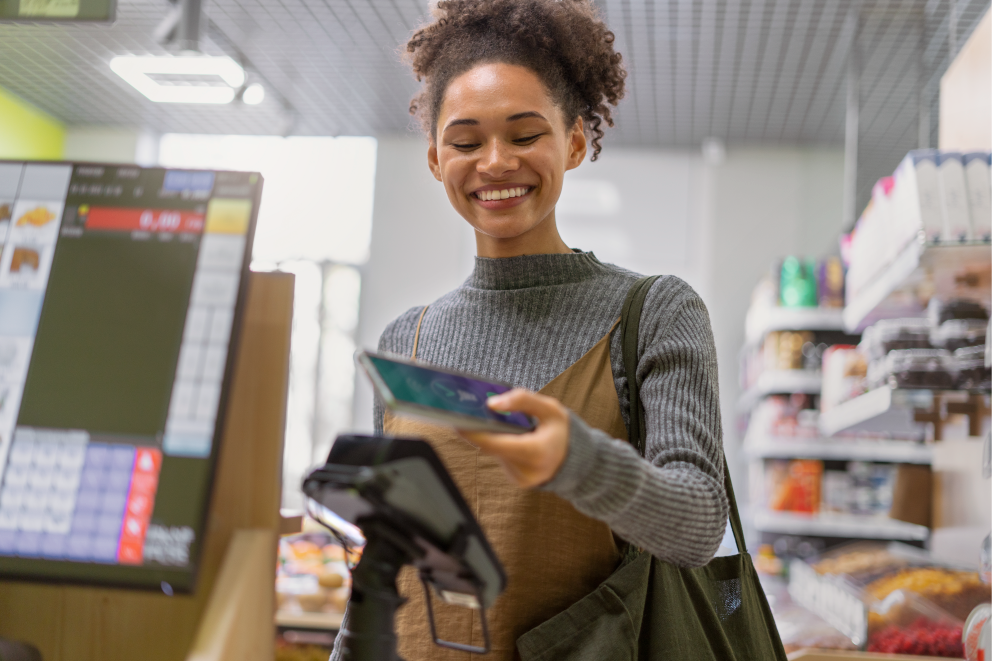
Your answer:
[0,0,988,204]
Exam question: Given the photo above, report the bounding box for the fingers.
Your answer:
[486,388,564,422]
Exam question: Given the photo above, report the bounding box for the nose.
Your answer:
[477,139,518,179]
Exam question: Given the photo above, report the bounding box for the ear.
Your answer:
[427,140,443,182]
[565,117,587,171]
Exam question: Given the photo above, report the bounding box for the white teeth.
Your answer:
[478,187,529,201]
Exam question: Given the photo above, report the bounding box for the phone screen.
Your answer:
[366,355,534,431]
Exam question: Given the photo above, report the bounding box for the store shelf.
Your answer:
[744,434,932,464]
[744,306,847,348]
[276,610,344,631]
[753,510,929,541]
[818,387,931,438]
[843,239,992,333]
[738,370,822,411]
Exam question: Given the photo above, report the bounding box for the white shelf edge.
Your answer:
[843,238,923,333]
[818,386,929,438]
[752,510,929,540]
[738,370,822,411]
[843,239,992,333]
[744,306,847,347]
[743,435,932,464]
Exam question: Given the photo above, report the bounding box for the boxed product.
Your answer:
[766,459,823,513]
[780,257,818,308]
[963,152,991,241]
[817,256,846,308]
[820,345,867,412]
[891,149,943,244]
[938,152,973,242]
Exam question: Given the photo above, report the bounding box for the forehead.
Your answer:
[439,62,558,127]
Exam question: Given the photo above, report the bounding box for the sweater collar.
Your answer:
[468,250,607,291]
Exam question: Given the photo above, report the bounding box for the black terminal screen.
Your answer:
[0,162,260,591]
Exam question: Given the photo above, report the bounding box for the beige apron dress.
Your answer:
[384,307,626,660]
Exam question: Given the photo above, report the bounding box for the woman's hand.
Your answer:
[457,388,570,488]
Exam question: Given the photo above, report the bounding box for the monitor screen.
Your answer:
[0,0,115,22]
[0,161,260,592]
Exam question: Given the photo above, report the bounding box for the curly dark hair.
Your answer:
[405,0,626,161]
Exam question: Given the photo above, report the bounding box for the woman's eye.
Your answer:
[514,134,543,144]
[451,142,480,150]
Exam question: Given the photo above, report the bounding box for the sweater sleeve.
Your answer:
[542,285,729,567]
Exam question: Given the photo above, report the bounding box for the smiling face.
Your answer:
[428,62,587,258]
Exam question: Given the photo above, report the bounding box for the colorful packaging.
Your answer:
[938,152,973,242]
[963,152,991,242]
[768,459,823,513]
[817,256,845,308]
[779,257,818,308]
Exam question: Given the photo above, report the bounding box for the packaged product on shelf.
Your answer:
[928,297,990,326]
[847,461,896,515]
[821,345,867,412]
[767,459,822,513]
[891,149,943,244]
[751,395,820,439]
[817,256,846,308]
[763,330,815,371]
[937,152,973,242]
[873,348,956,390]
[963,152,991,242]
[932,318,988,351]
[277,531,356,618]
[861,318,932,361]
[955,345,992,390]
[794,542,992,657]
[870,177,899,267]
[780,257,818,308]
[822,469,852,513]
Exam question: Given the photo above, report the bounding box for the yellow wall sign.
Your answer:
[205,198,251,235]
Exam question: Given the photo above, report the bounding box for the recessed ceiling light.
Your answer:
[242,83,265,105]
[110,55,246,104]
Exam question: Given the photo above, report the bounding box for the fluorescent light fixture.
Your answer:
[242,83,265,105]
[110,55,246,104]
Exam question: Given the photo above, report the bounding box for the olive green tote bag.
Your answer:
[516,276,788,661]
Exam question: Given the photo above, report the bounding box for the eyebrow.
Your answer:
[443,111,549,132]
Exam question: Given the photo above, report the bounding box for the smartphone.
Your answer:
[357,350,536,434]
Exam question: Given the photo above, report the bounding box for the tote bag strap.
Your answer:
[619,275,747,555]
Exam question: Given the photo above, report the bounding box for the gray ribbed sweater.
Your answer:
[374,251,728,567]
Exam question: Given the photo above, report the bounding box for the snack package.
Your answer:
[938,152,973,242]
[892,150,943,243]
[767,459,822,513]
[962,152,991,242]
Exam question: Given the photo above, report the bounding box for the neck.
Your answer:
[474,210,572,258]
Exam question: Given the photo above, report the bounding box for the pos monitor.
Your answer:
[0,161,260,592]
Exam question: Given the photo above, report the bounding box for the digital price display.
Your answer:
[0,0,115,22]
[0,162,261,591]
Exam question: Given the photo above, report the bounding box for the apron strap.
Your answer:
[620,275,747,556]
[412,305,429,359]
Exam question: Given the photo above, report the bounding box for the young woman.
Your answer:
[334,0,728,657]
